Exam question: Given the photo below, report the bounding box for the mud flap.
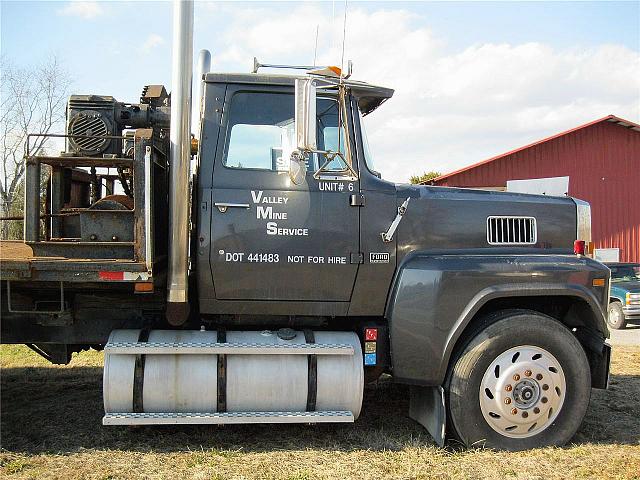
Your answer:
[592,342,611,389]
[409,385,446,447]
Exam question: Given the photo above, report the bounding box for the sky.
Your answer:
[1,0,639,182]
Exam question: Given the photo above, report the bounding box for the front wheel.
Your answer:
[447,310,591,450]
[607,302,626,330]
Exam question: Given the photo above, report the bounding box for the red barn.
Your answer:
[431,115,640,262]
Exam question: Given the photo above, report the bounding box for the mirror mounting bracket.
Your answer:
[312,150,358,181]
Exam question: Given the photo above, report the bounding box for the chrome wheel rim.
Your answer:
[479,345,566,438]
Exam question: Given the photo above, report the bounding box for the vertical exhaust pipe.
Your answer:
[195,49,211,134]
[166,0,194,325]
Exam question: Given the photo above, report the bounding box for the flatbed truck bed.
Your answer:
[0,241,149,283]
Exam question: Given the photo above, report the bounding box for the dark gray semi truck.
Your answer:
[0,2,611,451]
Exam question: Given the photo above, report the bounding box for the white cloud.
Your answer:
[203,6,640,182]
[140,34,166,54]
[57,1,104,20]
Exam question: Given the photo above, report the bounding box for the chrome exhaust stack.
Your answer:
[195,49,211,135]
[166,0,194,325]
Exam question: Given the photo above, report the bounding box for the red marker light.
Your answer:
[365,328,378,341]
[574,240,586,256]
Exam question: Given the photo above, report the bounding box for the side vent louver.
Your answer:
[487,216,537,245]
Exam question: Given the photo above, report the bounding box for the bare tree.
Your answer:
[0,56,72,239]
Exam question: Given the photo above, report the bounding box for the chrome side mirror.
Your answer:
[288,150,307,185]
[294,78,317,151]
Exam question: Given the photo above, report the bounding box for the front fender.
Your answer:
[610,286,627,303]
[386,254,609,385]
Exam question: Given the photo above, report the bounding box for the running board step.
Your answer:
[103,410,355,425]
[104,342,354,356]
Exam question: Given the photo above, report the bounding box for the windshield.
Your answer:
[610,264,640,282]
[359,110,378,174]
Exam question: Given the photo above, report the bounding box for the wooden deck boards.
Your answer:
[0,241,41,261]
[0,241,142,265]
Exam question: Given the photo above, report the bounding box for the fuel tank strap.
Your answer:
[304,329,317,412]
[132,329,150,413]
[217,329,227,413]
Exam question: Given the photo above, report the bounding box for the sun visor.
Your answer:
[349,83,394,116]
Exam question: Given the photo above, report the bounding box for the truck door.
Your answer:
[208,87,360,301]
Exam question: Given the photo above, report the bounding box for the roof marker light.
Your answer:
[309,66,342,78]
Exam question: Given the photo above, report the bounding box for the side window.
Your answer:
[224,92,295,171]
[226,124,290,170]
[223,91,349,174]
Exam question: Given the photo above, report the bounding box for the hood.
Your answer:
[393,184,577,256]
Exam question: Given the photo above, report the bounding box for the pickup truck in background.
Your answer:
[606,262,640,329]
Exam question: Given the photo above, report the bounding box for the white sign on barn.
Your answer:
[506,176,570,196]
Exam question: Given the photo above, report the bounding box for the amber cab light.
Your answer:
[574,240,586,255]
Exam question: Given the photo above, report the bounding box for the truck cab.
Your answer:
[0,62,612,450]
[195,73,397,317]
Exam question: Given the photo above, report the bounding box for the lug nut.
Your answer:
[504,398,511,405]
[533,407,540,414]
[511,408,518,415]
[524,370,532,377]
[536,373,543,380]
[522,411,529,418]
[542,384,549,391]
[505,385,513,392]
[541,397,548,404]
[513,374,521,381]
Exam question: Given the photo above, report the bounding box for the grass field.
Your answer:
[1,344,639,480]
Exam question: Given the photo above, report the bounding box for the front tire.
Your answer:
[447,310,591,450]
[607,302,626,330]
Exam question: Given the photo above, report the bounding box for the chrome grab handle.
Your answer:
[381,197,410,243]
[214,202,250,213]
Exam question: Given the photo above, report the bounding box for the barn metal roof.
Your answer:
[431,115,640,184]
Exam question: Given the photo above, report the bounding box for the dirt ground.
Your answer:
[608,322,640,347]
[1,344,638,480]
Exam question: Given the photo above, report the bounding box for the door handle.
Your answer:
[214,202,250,213]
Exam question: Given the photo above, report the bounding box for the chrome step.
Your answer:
[103,410,354,425]
[104,341,354,356]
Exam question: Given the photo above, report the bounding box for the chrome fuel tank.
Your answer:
[103,329,363,417]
